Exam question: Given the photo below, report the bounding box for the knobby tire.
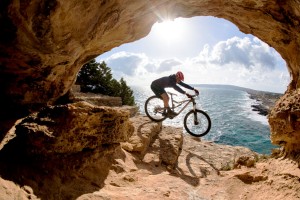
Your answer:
[144,96,167,122]
[184,109,211,137]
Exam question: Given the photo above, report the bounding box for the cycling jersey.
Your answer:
[151,74,194,97]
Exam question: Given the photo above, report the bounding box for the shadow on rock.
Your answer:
[171,151,220,187]
[0,135,122,200]
[185,151,220,177]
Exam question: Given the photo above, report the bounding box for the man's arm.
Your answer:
[173,85,186,94]
[178,81,194,90]
[178,81,199,96]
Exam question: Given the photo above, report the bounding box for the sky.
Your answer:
[96,16,289,93]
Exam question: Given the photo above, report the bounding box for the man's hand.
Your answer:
[194,88,199,95]
[186,93,192,98]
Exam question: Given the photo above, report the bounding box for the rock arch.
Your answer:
[1,0,300,156]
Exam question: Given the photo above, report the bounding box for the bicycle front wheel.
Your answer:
[184,109,211,137]
[144,96,167,122]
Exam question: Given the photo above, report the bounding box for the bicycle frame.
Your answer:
[145,91,211,137]
[168,92,197,115]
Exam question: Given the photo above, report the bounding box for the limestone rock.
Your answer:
[181,137,258,173]
[1,2,300,143]
[0,178,37,200]
[72,94,123,107]
[122,115,183,167]
[0,0,300,198]
[0,116,299,199]
[121,115,162,153]
[0,0,300,158]
[234,155,257,168]
[70,88,123,107]
[16,101,134,154]
[119,105,139,117]
[143,126,183,167]
[0,142,124,200]
[69,85,139,115]
[268,89,300,157]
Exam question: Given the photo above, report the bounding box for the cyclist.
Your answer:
[150,71,199,117]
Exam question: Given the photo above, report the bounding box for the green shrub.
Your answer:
[76,59,135,106]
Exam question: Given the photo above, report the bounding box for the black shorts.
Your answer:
[151,83,166,98]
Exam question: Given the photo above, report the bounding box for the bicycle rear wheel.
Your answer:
[184,109,211,137]
[144,96,167,122]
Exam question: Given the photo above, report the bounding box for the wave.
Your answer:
[240,92,269,126]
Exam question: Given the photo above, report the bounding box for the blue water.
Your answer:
[132,85,277,155]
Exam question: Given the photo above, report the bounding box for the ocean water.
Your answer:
[132,85,277,155]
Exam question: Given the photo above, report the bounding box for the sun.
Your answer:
[151,19,186,43]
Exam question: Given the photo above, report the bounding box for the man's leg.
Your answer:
[150,85,171,115]
[161,93,176,117]
[160,93,169,108]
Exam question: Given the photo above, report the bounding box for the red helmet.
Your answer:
[176,71,184,81]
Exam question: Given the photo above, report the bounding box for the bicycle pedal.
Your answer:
[167,114,176,119]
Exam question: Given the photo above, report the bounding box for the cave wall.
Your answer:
[1,0,300,154]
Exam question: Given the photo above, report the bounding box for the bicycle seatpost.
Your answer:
[170,93,175,109]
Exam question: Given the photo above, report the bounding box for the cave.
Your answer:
[0,0,300,159]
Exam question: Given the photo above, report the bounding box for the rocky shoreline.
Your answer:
[197,84,283,116]
[245,89,282,116]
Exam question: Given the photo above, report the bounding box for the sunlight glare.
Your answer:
[152,19,186,43]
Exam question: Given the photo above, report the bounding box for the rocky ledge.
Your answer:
[0,101,299,200]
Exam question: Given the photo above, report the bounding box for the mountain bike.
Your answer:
[144,92,211,137]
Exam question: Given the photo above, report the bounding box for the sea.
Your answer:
[131,84,278,155]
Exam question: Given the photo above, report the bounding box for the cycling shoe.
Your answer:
[166,110,177,118]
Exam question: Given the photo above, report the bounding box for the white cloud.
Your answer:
[182,36,289,92]
[101,51,183,79]
[105,52,144,76]
[97,37,289,93]
[198,37,276,70]
[158,59,182,73]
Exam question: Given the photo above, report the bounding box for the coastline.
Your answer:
[193,84,283,117]
[244,89,282,116]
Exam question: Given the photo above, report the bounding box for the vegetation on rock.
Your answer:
[76,59,135,106]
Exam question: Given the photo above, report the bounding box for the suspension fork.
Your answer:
[192,99,196,111]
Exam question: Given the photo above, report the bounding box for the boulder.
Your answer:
[122,115,162,153]
[15,101,134,154]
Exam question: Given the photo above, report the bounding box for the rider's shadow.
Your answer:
[126,118,220,187]
[126,119,164,162]
[171,150,220,186]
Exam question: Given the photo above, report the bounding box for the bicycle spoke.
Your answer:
[145,96,166,122]
[184,110,211,137]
